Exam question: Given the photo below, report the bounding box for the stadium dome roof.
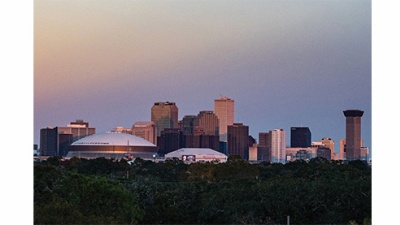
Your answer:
[167,148,226,156]
[165,148,228,163]
[71,132,156,147]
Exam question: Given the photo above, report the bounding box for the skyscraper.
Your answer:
[343,109,364,161]
[271,129,286,164]
[214,96,234,142]
[151,101,179,137]
[290,127,311,148]
[195,110,219,136]
[227,123,249,160]
[258,132,271,162]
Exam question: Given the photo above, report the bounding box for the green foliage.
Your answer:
[34,163,143,224]
[34,157,371,224]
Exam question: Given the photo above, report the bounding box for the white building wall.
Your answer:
[271,129,286,164]
[248,144,258,161]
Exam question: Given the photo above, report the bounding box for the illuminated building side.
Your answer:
[270,129,286,164]
[132,121,156,144]
[214,96,234,142]
[321,137,335,159]
[195,110,219,136]
[151,102,179,137]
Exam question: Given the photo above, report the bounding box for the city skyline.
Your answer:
[35,98,368,156]
[7,1,400,224]
[33,0,371,155]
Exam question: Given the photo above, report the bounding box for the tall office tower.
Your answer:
[258,132,271,162]
[195,110,219,136]
[132,121,156,144]
[271,129,286,164]
[214,96,234,142]
[321,137,335,159]
[40,127,58,156]
[151,101,179,137]
[181,115,197,135]
[227,123,249,160]
[343,109,364,161]
[290,127,311,148]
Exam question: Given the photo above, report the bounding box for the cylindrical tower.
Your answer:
[343,109,364,160]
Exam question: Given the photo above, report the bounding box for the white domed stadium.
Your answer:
[165,148,228,163]
[66,132,158,159]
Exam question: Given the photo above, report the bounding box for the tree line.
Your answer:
[34,156,371,224]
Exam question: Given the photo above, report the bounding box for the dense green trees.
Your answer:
[34,157,371,224]
[34,160,143,224]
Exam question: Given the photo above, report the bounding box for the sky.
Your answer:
[3,1,400,223]
[33,0,372,155]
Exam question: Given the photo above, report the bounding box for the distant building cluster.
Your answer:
[37,97,369,163]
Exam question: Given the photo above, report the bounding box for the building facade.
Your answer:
[340,139,346,160]
[317,147,332,160]
[40,127,58,156]
[195,110,219,136]
[258,132,271,162]
[151,102,179,137]
[40,120,96,156]
[112,126,132,134]
[290,127,311,148]
[249,143,258,161]
[57,119,96,143]
[157,128,182,155]
[360,147,370,161]
[180,115,197,135]
[227,123,249,160]
[340,138,363,160]
[214,96,234,142]
[286,147,317,161]
[321,137,335,160]
[343,109,364,160]
[271,129,286,164]
[132,121,156,144]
